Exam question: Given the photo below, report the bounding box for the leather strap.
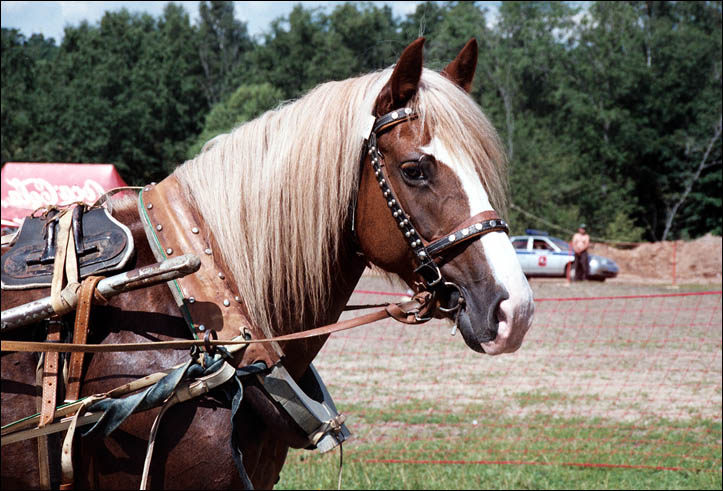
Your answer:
[65,276,104,403]
[40,321,62,427]
[424,210,509,258]
[36,355,51,489]
[1,296,433,354]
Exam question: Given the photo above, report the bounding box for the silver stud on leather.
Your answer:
[418,251,427,259]
[235,296,241,303]
[188,297,196,303]
[204,248,212,255]
[223,299,230,307]
[218,272,225,280]
[192,227,200,234]
[462,228,469,236]
[404,108,413,115]
[156,224,163,231]
[166,248,173,255]
[475,223,483,231]
[198,324,206,332]
[147,203,153,209]
[405,231,411,238]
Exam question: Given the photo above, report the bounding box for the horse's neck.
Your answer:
[111,194,367,379]
[279,239,367,379]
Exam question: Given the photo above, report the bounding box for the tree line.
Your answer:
[1,1,720,241]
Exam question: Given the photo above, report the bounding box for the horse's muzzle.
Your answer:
[452,284,508,353]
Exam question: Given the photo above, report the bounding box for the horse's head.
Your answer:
[355,38,534,355]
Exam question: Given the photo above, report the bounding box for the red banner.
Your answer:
[1,162,128,229]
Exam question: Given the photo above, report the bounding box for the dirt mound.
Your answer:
[590,233,722,282]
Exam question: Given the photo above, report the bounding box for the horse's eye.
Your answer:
[400,161,425,181]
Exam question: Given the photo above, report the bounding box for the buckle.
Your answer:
[414,262,443,287]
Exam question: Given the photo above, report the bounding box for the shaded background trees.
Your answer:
[2,1,720,241]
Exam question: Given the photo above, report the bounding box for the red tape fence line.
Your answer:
[311,289,722,474]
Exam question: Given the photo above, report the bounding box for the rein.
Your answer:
[1,293,433,354]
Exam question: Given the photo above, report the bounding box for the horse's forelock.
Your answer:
[412,69,508,216]
[173,67,506,337]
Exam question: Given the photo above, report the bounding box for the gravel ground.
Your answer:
[313,275,722,423]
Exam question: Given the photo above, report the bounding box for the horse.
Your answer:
[1,37,534,489]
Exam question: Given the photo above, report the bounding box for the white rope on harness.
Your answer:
[50,210,80,314]
[1,341,249,443]
[140,360,237,490]
[61,395,105,487]
[140,398,178,490]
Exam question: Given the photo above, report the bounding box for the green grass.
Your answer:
[276,400,722,490]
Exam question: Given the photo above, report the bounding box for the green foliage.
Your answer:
[1,29,57,164]
[1,5,207,183]
[197,1,253,107]
[604,209,646,242]
[1,1,721,239]
[187,83,284,158]
[244,3,401,100]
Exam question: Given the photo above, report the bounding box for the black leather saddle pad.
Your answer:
[1,207,134,290]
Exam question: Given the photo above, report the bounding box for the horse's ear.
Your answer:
[442,38,478,93]
[374,37,425,115]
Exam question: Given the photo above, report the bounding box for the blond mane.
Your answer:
[173,68,507,337]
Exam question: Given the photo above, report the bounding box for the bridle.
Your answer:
[358,107,510,320]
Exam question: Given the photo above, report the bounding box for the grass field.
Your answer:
[277,277,722,489]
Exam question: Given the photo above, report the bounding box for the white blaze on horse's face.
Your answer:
[422,137,534,354]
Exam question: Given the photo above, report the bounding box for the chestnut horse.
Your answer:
[1,38,534,489]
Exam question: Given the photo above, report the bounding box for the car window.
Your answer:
[550,238,571,251]
[533,239,553,250]
[511,238,528,249]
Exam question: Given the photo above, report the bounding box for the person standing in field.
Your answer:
[571,224,590,281]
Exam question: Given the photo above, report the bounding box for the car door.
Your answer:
[530,238,555,275]
[511,237,533,273]
[547,237,574,276]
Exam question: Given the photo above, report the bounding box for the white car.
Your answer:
[510,233,619,281]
